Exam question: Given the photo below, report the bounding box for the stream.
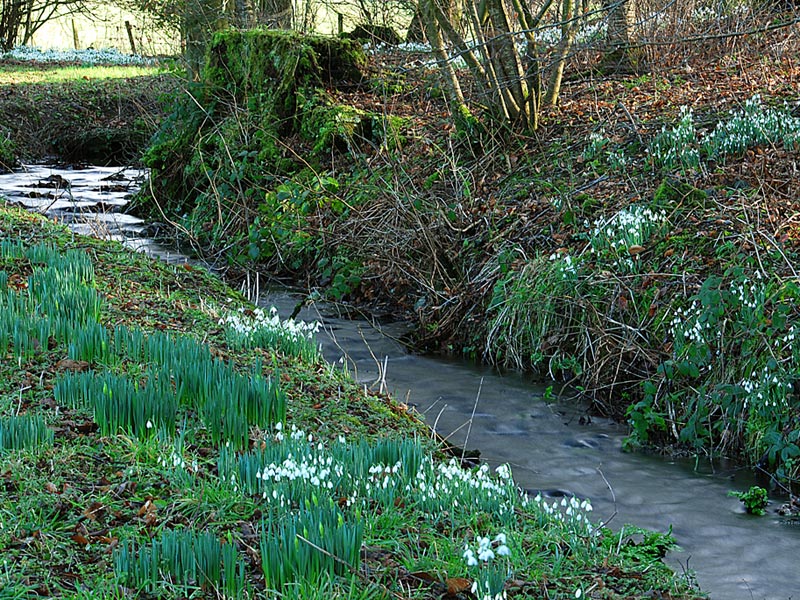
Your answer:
[2,165,799,600]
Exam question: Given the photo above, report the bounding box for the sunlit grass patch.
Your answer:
[0,64,163,86]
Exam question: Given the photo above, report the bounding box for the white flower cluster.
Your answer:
[0,45,155,65]
[590,205,667,271]
[669,300,715,347]
[412,460,519,516]
[549,252,578,280]
[729,274,765,311]
[220,306,319,341]
[534,21,606,47]
[532,494,594,533]
[583,131,609,162]
[739,365,792,411]
[647,106,701,170]
[704,95,800,160]
[463,533,511,566]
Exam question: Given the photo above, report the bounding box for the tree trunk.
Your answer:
[602,0,640,73]
[257,0,293,28]
[419,0,474,132]
[544,0,579,106]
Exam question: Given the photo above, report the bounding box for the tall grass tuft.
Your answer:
[0,415,53,452]
[260,499,363,592]
[54,370,177,437]
[114,529,247,597]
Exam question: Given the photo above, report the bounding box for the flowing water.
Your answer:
[2,165,799,600]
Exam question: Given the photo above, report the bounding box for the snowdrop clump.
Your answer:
[549,252,579,280]
[669,300,715,348]
[531,494,595,536]
[463,533,512,600]
[1,45,155,65]
[647,106,701,171]
[704,95,800,160]
[739,365,792,411]
[221,428,530,520]
[218,305,320,360]
[589,205,667,271]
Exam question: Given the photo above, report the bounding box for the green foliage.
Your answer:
[138,30,368,266]
[55,369,178,438]
[588,204,668,273]
[610,525,678,563]
[0,415,53,452]
[633,268,800,477]
[247,176,340,270]
[486,251,587,373]
[0,124,17,171]
[114,528,247,596]
[729,485,769,515]
[260,499,363,592]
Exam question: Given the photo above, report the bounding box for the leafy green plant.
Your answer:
[114,529,247,596]
[486,251,587,372]
[0,415,53,452]
[260,499,363,592]
[635,268,800,476]
[729,486,769,515]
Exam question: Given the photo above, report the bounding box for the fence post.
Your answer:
[125,21,137,54]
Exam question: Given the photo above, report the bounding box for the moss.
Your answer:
[136,30,368,246]
[204,30,366,125]
[298,93,411,154]
[653,177,708,209]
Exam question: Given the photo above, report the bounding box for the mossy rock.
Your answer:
[299,92,411,154]
[653,177,707,209]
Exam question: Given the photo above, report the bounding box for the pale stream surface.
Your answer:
[2,165,799,600]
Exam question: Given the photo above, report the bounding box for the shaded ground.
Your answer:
[0,62,176,167]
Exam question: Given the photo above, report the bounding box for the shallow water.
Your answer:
[2,165,799,600]
[0,164,188,263]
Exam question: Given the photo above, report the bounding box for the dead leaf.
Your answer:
[82,502,106,522]
[628,244,645,256]
[446,577,472,595]
[55,359,90,372]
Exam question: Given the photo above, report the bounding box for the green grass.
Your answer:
[0,204,703,599]
[0,64,164,85]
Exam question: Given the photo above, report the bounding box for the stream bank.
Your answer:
[3,165,799,599]
[130,29,800,489]
[0,195,707,599]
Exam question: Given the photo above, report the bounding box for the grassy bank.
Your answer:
[0,55,175,169]
[0,204,702,598]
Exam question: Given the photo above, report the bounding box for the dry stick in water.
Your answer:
[461,377,484,464]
